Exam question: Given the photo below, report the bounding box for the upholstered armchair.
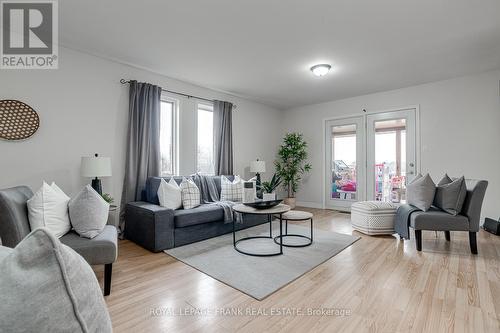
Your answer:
[410,179,488,254]
[0,186,118,295]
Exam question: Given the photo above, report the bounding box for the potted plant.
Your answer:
[275,133,312,209]
[101,193,114,204]
[259,173,282,201]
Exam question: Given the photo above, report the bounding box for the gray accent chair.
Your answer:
[411,179,488,254]
[0,186,118,295]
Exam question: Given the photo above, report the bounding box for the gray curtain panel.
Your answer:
[120,81,162,224]
[213,100,233,175]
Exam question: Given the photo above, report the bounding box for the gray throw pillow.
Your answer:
[69,185,110,238]
[433,174,467,215]
[407,173,436,211]
[0,228,112,333]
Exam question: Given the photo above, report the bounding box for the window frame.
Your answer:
[160,96,178,176]
[196,102,215,175]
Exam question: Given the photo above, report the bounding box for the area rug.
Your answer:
[164,223,360,300]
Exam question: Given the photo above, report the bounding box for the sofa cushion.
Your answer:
[69,185,110,238]
[180,178,201,209]
[410,208,469,231]
[433,175,467,215]
[27,182,71,238]
[407,173,436,211]
[145,175,235,205]
[0,245,12,261]
[220,175,243,202]
[174,204,224,228]
[60,225,117,265]
[0,228,112,332]
[158,178,182,210]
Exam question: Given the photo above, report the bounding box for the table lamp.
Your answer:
[81,153,112,195]
[250,159,265,198]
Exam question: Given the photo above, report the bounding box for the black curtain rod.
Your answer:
[120,79,236,108]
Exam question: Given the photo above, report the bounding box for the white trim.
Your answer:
[322,119,326,209]
[173,98,180,174]
[295,201,324,209]
[195,101,216,175]
[198,102,214,112]
[160,95,179,176]
[321,104,420,123]
[415,106,422,175]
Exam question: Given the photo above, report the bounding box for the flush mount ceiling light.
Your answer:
[310,64,331,77]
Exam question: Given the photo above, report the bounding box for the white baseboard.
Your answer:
[295,201,353,213]
[295,201,324,209]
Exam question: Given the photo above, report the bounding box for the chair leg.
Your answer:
[104,263,112,296]
[469,232,478,255]
[444,231,451,241]
[415,230,422,251]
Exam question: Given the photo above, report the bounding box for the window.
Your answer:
[197,103,214,175]
[160,99,177,176]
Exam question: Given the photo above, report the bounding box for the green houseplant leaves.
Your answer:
[275,133,312,198]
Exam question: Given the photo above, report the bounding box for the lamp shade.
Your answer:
[81,155,112,178]
[250,160,266,173]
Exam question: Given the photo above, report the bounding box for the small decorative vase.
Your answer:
[284,197,296,209]
[262,193,276,201]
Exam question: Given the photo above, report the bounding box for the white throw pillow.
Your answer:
[68,185,110,239]
[158,178,182,210]
[220,175,243,202]
[27,182,71,238]
[180,177,201,209]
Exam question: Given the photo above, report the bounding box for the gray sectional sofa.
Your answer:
[125,175,269,252]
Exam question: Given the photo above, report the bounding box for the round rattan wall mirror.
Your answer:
[0,100,40,141]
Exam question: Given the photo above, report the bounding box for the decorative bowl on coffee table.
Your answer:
[243,199,282,209]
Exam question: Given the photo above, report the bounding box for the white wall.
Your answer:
[282,70,500,219]
[0,47,283,203]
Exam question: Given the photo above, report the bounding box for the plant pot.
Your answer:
[262,193,276,201]
[283,197,296,209]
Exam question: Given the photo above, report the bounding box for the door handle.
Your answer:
[409,162,414,167]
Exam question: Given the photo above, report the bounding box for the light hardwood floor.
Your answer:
[96,208,500,333]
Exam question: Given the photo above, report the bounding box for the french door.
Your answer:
[325,108,417,211]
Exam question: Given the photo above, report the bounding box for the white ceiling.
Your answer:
[60,0,500,109]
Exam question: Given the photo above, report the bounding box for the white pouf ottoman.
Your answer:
[351,201,398,235]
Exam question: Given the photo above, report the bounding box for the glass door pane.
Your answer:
[367,109,417,203]
[374,119,407,203]
[331,124,357,201]
[325,116,365,211]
